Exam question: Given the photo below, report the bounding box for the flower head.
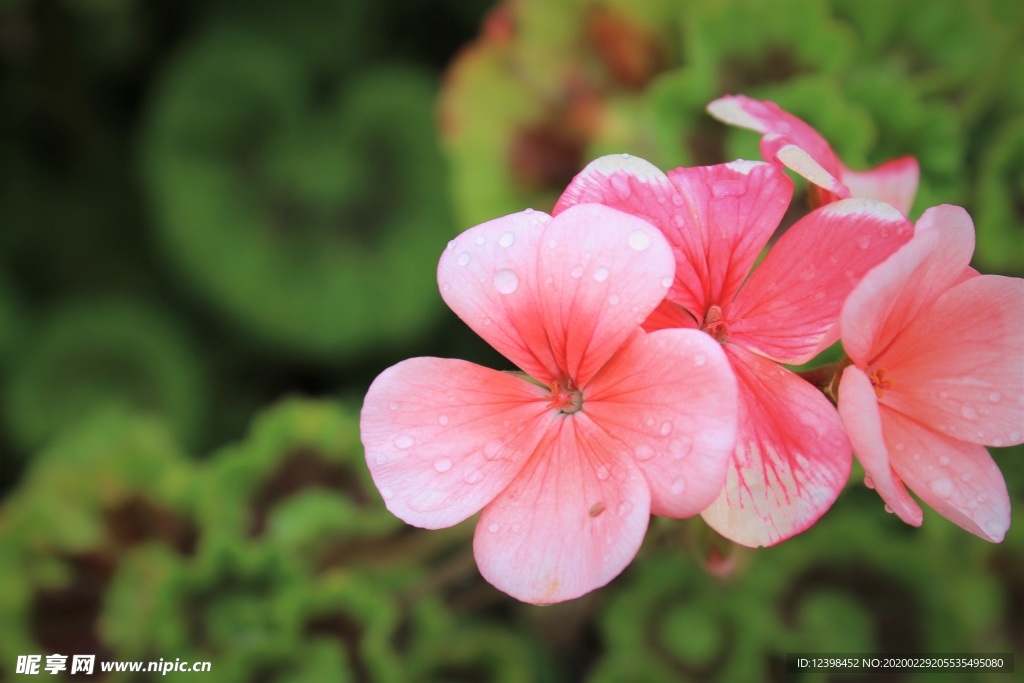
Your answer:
[707,95,920,215]
[554,154,914,546]
[838,205,1024,541]
[361,203,738,603]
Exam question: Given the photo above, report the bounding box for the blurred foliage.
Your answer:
[0,0,1022,681]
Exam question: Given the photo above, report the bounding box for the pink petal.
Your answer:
[473,413,651,604]
[762,134,849,202]
[537,203,675,387]
[841,204,975,367]
[875,274,1024,447]
[836,366,923,526]
[707,95,844,189]
[729,198,913,364]
[662,161,794,320]
[438,210,560,383]
[552,154,679,222]
[362,357,551,529]
[584,329,737,518]
[883,408,1010,542]
[840,156,920,216]
[700,345,852,547]
[641,299,700,332]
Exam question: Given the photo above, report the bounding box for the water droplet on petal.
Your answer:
[670,477,687,495]
[856,234,871,250]
[988,391,1001,402]
[978,492,988,502]
[388,401,398,411]
[1010,431,1021,442]
[497,231,515,248]
[464,469,483,485]
[596,465,610,480]
[939,455,950,466]
[983,519,1004,539]
[484,440,502,460]
[434,457,452,473]
[438,415,449,426]
[884,504,894,514]
[670,436,692,460]
[494,268,519,294]
[660,421,672,436]
[594,266,609,282]
[661,276,672,288]
[694,353,707,366]
[961,405,978,420]
[524,207,534,214]
[394,434,414,449]
[457,252,471,267]
[634,445,655,461]
[961,472,973,483]
[475,235,486,246]
[628,230,651,251]
[912,453,922,461]
[483,317,492,325]
[608,294,620,305]
[617,502,633,517]
[570,265,584,279]
[864,474,875,489]
[894,442,905,451]
[441,282,451,292]
[488,522,500,533]
[929,478,954,498]
[374,454,387,465]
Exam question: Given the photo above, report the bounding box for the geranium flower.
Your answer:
[707,94,920,215]
[554,154,914,546]
[361,203,738,603]
[837,205,1023,541]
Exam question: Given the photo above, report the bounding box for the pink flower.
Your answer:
[707,95,920,215]
[838,205,1024,541]
[361,203,738,603]
[554,154,914,546]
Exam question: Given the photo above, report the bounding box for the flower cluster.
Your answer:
[361,95,1023,604]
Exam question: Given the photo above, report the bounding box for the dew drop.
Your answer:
[961,472,973,483]
[457,252,471,267]
[670,436,692,460]
[978,492,988,502]
[884,504,894,514]
[483,317,492,325]
[596,465,610,481]
[499,231,516,248]
[464,469,483,485]
[475,235,486,246]
[912,453,922,461]
[694,353,707,367]
[608,294,621,305]
[434,457,453,473]
[634,444,656,461]
[394,434,415,449]
[438,415,449,426]
[939,455,950,466]
[939,391,948,399]
[864,474,875,490]
[524,207,534,214]
[442,282,451,292]
[570,265,585,279]
[388,401,398,411]
[894,442,905,451]
[374,454,387,465]
[484,440,502,460]
[968,500,978,509]
[488,522,500,533]
[1010,431,1021,442]
[929,478,954,498]
[594,266,609,282]
[983,519,1004,539]
[960,405,978,420]
[628,230,651,251]
[617,501,633,517]
[494,268,519,294]
[988,391,1001,402]
[660,421,673,436]
[447,239,457,250]
[670,477,687,495]
[856,234,871,250]
[672,194,684,207]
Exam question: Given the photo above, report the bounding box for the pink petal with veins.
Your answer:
[474,413,651,604]
[729,198,913,364]
[701,345,852,547]
[362,358,550,529]
[841,156,920,216]
[584,329,737,518]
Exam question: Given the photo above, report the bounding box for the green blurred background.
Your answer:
[0,0,1021,680]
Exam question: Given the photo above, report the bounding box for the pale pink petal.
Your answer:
[882,408,1010,542]
[438,210,559,382]
[762,134,849,203]
[729,198,913,364]
[876,274,1024,447]
[473,413,651,604]
[841,205,975,367]
[836,366,923,525]
[537,203,675,387]
[552,154,680,223]
[840,156,920,216]
[700,345,852,547]
[662,161,793,320]
[362,357,551,529]
[640,299,700,333]
[584,329,737,518]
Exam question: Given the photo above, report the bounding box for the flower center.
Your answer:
[869,367,895,398]
[702,304,730,343]
[548,379,583,414]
